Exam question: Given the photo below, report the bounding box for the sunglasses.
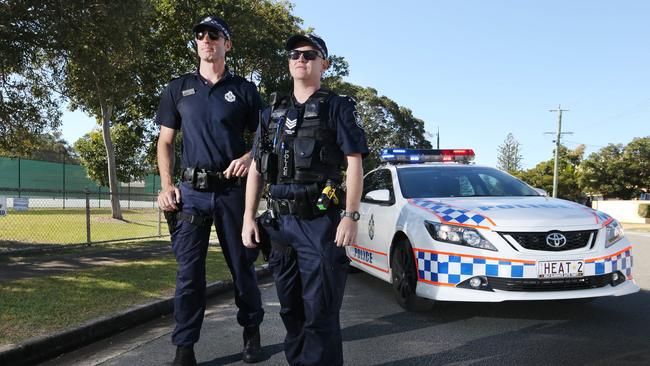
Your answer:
[195,30,221,41]
[288,49,323,61]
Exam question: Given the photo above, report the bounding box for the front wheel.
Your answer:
[391,240,434,312]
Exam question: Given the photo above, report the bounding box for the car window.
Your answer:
[362,169,395,204]
[396,166,539,198]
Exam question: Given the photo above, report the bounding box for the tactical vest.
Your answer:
[258,90,344,184]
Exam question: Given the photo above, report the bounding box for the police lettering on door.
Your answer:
[353,247,373,264]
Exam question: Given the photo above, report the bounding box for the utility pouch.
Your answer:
[319,144,344,165]
[194,170,209,190]
[293,137,316,169]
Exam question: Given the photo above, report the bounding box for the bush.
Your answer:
[639,204,650,218]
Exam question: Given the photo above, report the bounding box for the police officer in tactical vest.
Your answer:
[242,33,368,366]
[156,16,265,366]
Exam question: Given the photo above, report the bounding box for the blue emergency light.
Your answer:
[380,148,475,164]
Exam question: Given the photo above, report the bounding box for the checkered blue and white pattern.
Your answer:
[415,251,536,285]
[410,199,491,227]
[586,248,633,278]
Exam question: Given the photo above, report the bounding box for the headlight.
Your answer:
[605,220,624,247]
[424,221,497,251]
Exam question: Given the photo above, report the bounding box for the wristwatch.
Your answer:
[340,210,361,221]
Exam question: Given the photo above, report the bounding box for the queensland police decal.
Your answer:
[368,214,375,240]
[224,91,236,102]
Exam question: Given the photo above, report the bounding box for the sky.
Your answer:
[59,0,650,169]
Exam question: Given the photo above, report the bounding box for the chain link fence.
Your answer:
[0,188,170,251]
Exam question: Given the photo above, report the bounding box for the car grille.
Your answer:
[487,274,611,292]
[498,230,597,251]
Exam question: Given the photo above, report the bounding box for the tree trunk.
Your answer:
[100,102,123,220]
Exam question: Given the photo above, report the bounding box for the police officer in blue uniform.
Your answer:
[242,34,368,366]
[156,16,264,366]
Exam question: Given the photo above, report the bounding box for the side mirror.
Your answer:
[534,188,548,196]
[365,189,391,202]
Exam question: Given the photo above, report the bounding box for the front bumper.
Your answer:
[412,241,640,302]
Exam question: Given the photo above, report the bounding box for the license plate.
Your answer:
[537,260,584,278]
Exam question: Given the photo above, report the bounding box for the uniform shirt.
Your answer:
[253,89,369,198]
[155,69,263,172]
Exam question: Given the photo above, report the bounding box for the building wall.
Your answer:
[592,200,650,224]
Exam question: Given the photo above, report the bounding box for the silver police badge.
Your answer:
[368,214,375,240]
[224,91,236,102]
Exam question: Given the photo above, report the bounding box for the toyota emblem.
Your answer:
[546,232,567,248]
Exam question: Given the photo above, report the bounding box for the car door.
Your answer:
[351,169,396,280]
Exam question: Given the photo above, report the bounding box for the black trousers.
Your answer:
[170,182,264,346]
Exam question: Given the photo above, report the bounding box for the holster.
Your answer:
[255,211,274,261]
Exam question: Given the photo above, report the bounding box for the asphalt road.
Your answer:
[42,232,650,366]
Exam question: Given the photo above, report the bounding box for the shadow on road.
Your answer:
[367,290,650,366]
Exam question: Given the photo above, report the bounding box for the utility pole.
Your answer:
[545,105,572,198]
[436,126,440,149]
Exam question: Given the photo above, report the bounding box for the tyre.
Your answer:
[391,239,434,312]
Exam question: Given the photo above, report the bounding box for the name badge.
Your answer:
[182,88,195,96]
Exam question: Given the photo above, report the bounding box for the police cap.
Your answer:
[192,16,231,40]
[285,33,328,59]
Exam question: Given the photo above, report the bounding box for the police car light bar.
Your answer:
[380,148,475,164]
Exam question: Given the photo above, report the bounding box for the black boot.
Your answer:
[172,345,196,366]
[242,325,264,363]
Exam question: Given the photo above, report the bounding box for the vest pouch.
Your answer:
[293,137,316,169]
[319,144,344,165]
[261,152,278,183]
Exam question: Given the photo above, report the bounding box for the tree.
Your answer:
[496,133,522,173]
[517,145,585,201]
[622,136,650,196]
[578,136,650,199]
[0,1,63,157]
[324,80,432,171]
[24,132,76,163]
[74,123,149,187]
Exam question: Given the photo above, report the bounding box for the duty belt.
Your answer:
[182,167,244,190]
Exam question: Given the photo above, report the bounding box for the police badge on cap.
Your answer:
[193,16,231,40]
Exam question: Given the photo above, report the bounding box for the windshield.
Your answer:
[397,166,540,198]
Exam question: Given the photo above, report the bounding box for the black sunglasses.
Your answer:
[288,49,322,61]
[195,30,221,41]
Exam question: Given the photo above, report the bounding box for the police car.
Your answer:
[347,148,639,311]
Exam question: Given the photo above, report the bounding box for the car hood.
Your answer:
[407,196,611,230]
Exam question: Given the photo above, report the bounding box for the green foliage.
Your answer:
[639,204,650,218]
[577,137,650,199]
[324,80,432,171]
[74,124,149,186]
[0,2,64,156]
[497,133,522,173]
[516,145,585,201]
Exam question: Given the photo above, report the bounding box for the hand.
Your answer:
[223,154,252,179]
[158,185,181,211]
[335,217,358,247]
[242,217,260,249]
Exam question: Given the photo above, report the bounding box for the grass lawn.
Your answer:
[0,209,217,247]
[0,246,240,346]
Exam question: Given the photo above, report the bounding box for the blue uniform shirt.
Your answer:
[155,70,263,171]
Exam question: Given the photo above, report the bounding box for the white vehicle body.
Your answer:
[347,162,639,303]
